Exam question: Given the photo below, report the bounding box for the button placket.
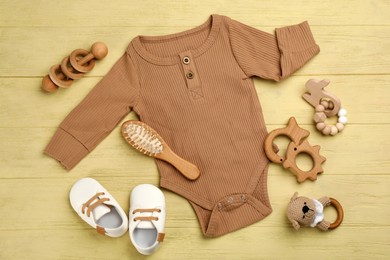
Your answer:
[179,52,203,99]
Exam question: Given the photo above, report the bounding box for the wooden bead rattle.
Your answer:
[287,192,344,231]
[303,79,347,136]
[42,42,108,93]
[264,117,326,183]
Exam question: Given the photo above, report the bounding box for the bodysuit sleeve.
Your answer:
[228,18,320,81]
[44,52,140,170]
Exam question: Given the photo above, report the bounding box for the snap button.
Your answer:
[217,202,223,210]
[183,56,190,65]
[227,197,234,204]
[240,195,247,202]
[186,71,194,79]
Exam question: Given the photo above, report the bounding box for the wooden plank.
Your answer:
[0,0,389,27]
[0,227,388,259]
[1,0,390,259]
[0,175,389,258]
[0,121,389,179]
[0,75,389,128]
[0,176,388,230]
[0,122,389,179]
[1,26,390,76]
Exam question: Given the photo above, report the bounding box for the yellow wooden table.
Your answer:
[1,1,389,259]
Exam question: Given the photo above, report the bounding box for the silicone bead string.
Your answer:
[313,100,347,136]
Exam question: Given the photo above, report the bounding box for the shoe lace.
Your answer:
[81,192,110,217]
[132,208,161,221]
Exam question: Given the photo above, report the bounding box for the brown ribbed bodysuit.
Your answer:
[45,14,320,237]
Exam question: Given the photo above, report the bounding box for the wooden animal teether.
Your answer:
[42,42,108,93]
[264,117,326,182]
[303,79,347,136]
[287,192,344,231]
[303,79,341,117]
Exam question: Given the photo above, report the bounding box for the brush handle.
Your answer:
[156,147,200,180]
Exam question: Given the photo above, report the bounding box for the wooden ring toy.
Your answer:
[302,79,341,117]
[48,64,73,88]
[264,117,326,182]
[69,49,96,73]
[41,42,108,93]
[69,42,108,73]
[60,56,84,79]
[283,140,326,182]
[328,197,344,229]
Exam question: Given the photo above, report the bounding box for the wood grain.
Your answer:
[0,0,389,259]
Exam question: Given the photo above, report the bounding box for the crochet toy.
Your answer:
[286,192,344,231]
[42,42,108,93]
[303,79,347,136]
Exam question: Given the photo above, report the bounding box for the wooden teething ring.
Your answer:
[48,64,73,88]
[70,49,95,73]
[60,56,84,79]
[69,42,108,73]
[303,79,347,136]
[302,79,341,117]
[328,197,344,229]
[264,117,326,182]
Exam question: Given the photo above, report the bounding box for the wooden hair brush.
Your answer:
[121,120,200,180]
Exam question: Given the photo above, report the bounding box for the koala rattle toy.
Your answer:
[286,192,344,231]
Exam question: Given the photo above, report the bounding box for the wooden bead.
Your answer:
[320,100,329,108]
[90,42,108,60]
[316,122,326,131]
[322,126,332,135]
[336,123,345,131]
[315,105,325,112]
[330,126,338,136]
[41,75,59,93]
[328,101,335,110]
[313,112,326,123]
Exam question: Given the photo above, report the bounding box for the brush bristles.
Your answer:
[124,123,163,156]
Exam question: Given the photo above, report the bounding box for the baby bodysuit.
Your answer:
[45,14,320,237]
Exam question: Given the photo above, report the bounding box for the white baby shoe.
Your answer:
[69,178,128,237]
[129,184,166,255]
